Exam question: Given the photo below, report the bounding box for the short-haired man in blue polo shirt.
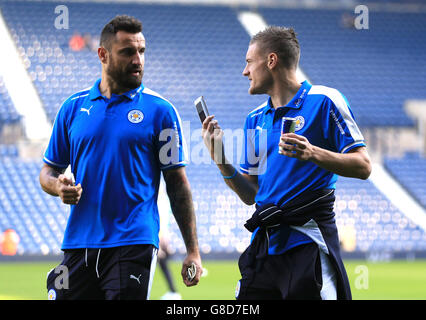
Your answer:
[40,15,202,300]
[202,26,371,300]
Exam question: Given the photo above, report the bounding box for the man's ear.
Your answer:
[267,52,278,70]
[98,46,108,64]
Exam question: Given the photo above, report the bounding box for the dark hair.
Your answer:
[250,26,300,69]
[100,15,142,51]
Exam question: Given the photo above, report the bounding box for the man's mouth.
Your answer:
[129,68,142,76]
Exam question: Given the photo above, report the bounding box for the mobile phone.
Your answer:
[194,96,209,123]
[186,262,197,282]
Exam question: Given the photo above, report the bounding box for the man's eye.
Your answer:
[121,49,133,55]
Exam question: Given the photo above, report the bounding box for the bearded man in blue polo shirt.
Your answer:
[39,15,202,300]
[202,26,371,300]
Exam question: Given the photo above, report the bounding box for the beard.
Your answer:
[106,58,143,91]
[249,80,268,95]
[248,73,273,95]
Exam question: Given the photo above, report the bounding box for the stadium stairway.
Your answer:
[0,9,50,141]
[384,152,426,208]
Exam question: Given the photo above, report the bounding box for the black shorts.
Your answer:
[47,244,158,300]
[236,242,324,300]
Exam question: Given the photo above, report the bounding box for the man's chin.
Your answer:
[122,76,142,90]
[249,86,262,95]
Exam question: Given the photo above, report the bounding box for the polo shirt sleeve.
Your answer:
[43,101,70,169]
[157,103,188,171]
[322,92,366,154]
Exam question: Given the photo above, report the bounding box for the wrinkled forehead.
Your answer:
[113,31,145,50]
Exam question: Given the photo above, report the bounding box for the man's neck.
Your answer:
[268,72,301,109]
[99,74,129,99]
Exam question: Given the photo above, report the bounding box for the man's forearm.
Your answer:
[217,163,258,205]
[201,117,258,205]
[280,134,372,180]
[165,172,199,254]
[310,146,371,180]
[39,164,63,196]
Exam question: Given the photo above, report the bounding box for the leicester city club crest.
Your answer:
[294,116,305,131]
[128,110,144,124]
[48,288,56,300]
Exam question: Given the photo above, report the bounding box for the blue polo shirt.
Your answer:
[44,79,187,249]
[240,80,365,254]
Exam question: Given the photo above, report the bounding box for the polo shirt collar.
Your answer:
[89,78,144,101]
[265,80,312,114]
[122,84,144,100]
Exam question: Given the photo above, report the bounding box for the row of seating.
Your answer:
[1,157,425,256]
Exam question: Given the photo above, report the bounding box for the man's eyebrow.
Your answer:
[117,44,144,51]
[117,46,134,52]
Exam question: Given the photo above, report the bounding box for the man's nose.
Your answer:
[242,66,249,76]
[132,52,143,65]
